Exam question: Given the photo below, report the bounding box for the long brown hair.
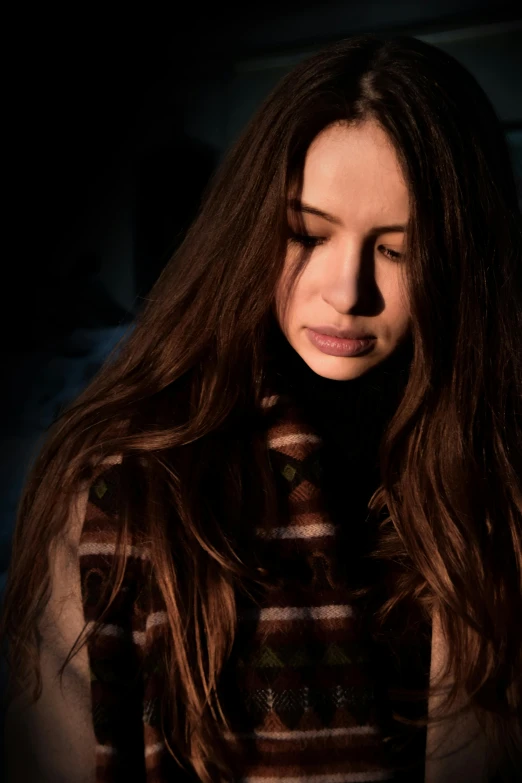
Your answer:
[2,34,521,781]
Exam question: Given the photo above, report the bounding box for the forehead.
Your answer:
[299,120,409,223]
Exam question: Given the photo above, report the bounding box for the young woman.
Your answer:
[2,33,521,783]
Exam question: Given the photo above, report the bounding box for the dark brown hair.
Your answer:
[2,33,521,781]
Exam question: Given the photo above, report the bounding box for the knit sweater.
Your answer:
[76,340,431,782]
[4,342,492,782]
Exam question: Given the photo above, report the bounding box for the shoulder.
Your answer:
[77,456,154,625]
[425,608,489,782]
[47,455,128,622]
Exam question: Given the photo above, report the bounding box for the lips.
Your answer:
[306,328,376,357]
[309,325,376,340]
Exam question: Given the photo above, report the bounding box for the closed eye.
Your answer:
[288,232,325,249]
[289,233,403,261]
[378,245,402,261]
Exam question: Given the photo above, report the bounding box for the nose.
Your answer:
[320,239,375,315]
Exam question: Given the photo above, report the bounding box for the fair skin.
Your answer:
[275,118,411,381]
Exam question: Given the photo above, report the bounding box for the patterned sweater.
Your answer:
[4,343,496,782]
[78,347,431,782]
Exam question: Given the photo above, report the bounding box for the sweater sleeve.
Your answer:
[4,480,97,783]
[78,462,184,782]
[5,460,191,783]
[77,461,150,781]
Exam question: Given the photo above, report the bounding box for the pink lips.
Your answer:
[309,325,376,340]
[306,327,376,357]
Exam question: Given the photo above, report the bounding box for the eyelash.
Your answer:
[288,233,403,261]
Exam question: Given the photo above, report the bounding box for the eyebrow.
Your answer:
[288,198,408,233]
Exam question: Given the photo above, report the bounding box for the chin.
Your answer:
[299,348,384,381]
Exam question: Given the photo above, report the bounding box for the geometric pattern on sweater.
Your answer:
[78,390,398,781]
[218,391,396,781]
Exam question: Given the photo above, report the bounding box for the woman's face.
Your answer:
[275,119,411,381]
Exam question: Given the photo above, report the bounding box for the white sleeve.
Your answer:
[4,485,96,783]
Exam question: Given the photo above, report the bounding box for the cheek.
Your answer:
[382,268,410,320]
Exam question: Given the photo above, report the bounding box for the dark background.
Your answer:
[2,0,521,757]
[4,0,522,618]
[4,0,522,611]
